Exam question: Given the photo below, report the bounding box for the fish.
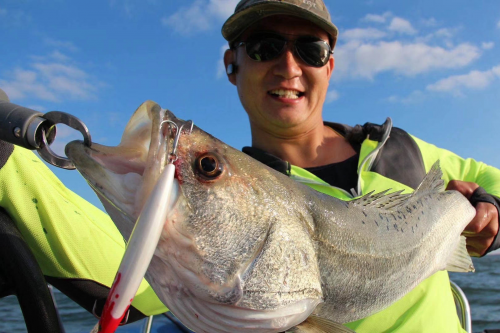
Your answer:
[66,101,475,333]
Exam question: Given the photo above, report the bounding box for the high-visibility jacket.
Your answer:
[0,141,168,321]
[1,116,499,330]
[257,119,500,332]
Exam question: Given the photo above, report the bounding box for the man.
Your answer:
[221,0,500,332]
[1,1,498,331]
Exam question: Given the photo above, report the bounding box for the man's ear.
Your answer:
[224,48,237,86]
[326,56,335,80]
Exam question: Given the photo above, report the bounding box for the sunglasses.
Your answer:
[236,32,333,68]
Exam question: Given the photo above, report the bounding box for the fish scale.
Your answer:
[66,101,475,333]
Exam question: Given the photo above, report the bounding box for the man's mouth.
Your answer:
[268,89,304,99]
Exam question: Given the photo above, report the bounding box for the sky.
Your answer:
[1,0,500,211]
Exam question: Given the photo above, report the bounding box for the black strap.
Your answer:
[469,187,500,255]
[0,207,63,333]
[0,140,14,170]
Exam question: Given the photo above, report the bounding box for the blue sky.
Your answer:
[1,0,500,209]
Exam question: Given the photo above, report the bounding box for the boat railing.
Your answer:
[451,280,472,333]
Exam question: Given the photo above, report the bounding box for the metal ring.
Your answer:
[36,111,92,169]
[42,111,91,146]
[37,129,76,169]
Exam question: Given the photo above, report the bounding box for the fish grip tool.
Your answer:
[0,100,92,169]
[96,116,193,333]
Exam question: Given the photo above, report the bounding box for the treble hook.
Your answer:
[160,119,194,163]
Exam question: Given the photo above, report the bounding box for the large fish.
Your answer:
[66,101,475,333]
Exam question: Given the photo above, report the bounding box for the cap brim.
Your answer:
[222,2,338,46]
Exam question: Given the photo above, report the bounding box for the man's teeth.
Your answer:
[269,89,302,99]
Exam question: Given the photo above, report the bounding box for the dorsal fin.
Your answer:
[350,160,443,211]
[352,189,409,209]
[412,160,445,194]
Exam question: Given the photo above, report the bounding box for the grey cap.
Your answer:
[222,0,338,47]
[0,88,9,102]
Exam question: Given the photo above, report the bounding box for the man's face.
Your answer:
[225,15,334,137]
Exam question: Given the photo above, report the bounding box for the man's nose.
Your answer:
[272,44,302,79]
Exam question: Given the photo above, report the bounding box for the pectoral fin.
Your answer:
[285,315,356,333]
[446,235,475,272]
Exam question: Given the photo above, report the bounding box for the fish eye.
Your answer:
[196,153,223,179]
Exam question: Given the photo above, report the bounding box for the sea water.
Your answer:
[1,255,499,333]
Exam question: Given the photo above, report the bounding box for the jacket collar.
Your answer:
[242,119,392,175]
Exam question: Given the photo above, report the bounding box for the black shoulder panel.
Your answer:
[0,141,14,170]
[371,127,426,190]
[242,146,290,175]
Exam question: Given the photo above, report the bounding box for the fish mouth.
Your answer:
[65,101,186,224]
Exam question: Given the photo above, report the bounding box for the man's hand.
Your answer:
[446,180,499,257]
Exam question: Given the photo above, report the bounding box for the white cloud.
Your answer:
[421,17,437,27]
[416,28,458,45]
[482,42,494,50]
[47,51,71,62]
[387,90,424,104]
[43,38,79,52]
[426,65,500,96]
[26,105,47,112]
[334,41,480,79]
[497,20,500,28]
[342,28,386,41]
[325,90,339,104]
[207,0,239,19]
[0,69,58,101]
[0,7,31,26]
[108,0,156,17]
[0,54,104,102]
[217,44,229,79]
[362,12,392,23]
[162,0,211,34]
[434,28,454,39]
[162,0,238,35]
[388,17,417,35]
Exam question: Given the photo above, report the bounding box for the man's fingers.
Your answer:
[464,203,499,235]
[446,180,479,199]
[463,202,499,256]
[446,180,499,256]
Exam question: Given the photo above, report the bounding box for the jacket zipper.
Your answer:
[355,118,393,196]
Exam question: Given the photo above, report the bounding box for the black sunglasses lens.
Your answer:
[296,39,330,67]
[245,36,286,62]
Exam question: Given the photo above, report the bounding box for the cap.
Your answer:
[0,88,9,102]
[222,0,338,47]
